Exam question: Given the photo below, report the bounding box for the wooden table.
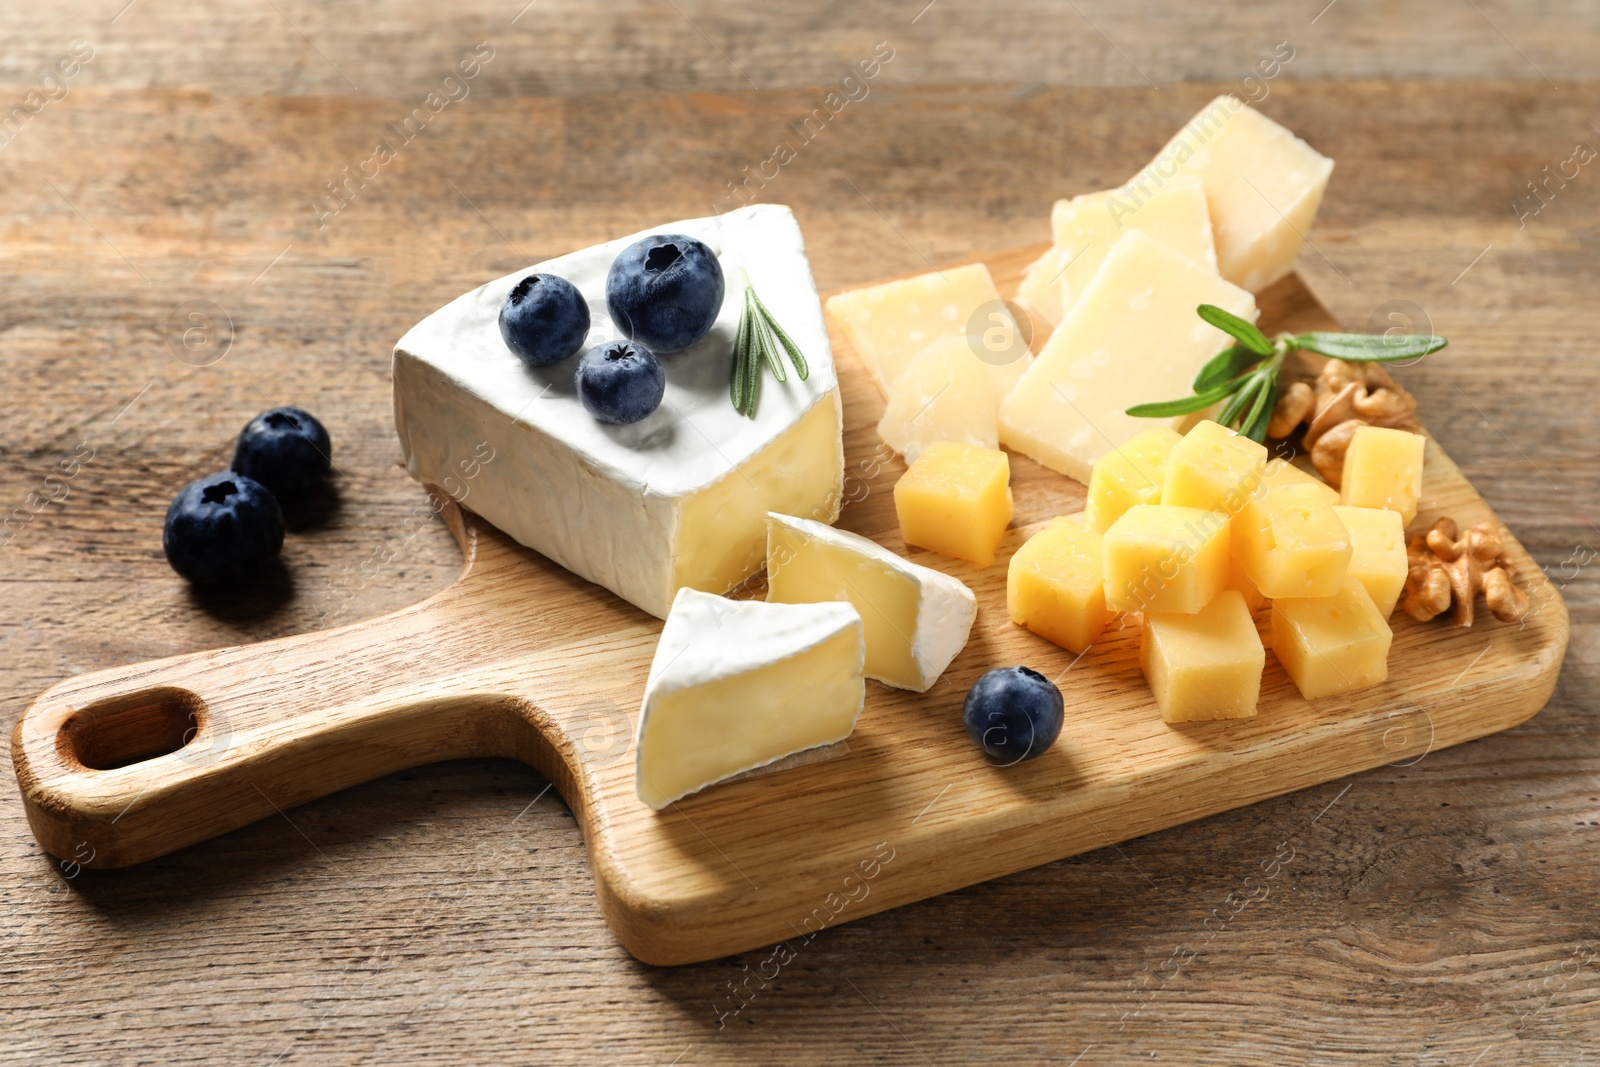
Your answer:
[3,4,1598,1062]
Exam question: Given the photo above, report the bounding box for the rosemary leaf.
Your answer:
[1193,343,1264,392]
[1215,374,1262,429]
[1125,377,1242,418]
[1197,303,1272,356]
[1294,331,1448,362]
[1239,373,1276,443]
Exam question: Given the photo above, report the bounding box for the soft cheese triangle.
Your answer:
[765,512,977,692]
[393,204,844,619]
[635,588,866,809]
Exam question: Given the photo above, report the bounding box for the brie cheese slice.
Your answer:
[635,588,866,809]
[765,512,977,692]
[393,204,844,619]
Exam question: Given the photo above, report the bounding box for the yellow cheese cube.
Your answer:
[1340,426,1426,526]
[1132,95,1335,293]
[825,263,1031,402]
[1331,505,1408,616]
[1084,427,1183,533]
[894,442,1012,566]
[1162,419,1269,513]
[1007,517,1107,653]
[1141,590,1265,723]
[1227,559,1266,611]
[1233,482,1352,599]
[1271,578,1393,700]
[1014,177,1216,331]
[876,337,999,463]
[1103,503,1230,614]
[1261,457,1338,505]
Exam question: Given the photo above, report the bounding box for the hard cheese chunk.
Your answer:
[1084,427,1182,534]
[1340,426,1426,526]
[1332,505,1408,616]
[999,230,1258,485]
[394,204,843,620]
[1016,177,1217,331]
[766,512,976,692]
[894,442,1013,567]
[876,337,999,462]
[1162,420,1268,513]
[1007,517,1107,654]
[1234,482,1352,599]
[1133,95,1335,292]
[1271,578,1392,700]
[1103,503,1230,614]
[1262,457,1338,505]
[825,262,1031,402]
[635,589,865,809]
[1141,589,1265,723]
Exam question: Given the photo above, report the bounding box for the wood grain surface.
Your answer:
[2,26,1599,1064]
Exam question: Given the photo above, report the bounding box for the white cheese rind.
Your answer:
[635,589,866,809]
[393,204,843,619]
[765,512,977,692]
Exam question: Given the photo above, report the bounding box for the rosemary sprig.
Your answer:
[1125,304,1448,442]
[730,268,810,417]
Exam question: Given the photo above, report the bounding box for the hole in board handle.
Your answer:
[59,687,208,770]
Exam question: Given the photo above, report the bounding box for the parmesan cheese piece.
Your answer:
[1130,95,1335,293]
[1015,177,1217,331]
[998,230,1258,485]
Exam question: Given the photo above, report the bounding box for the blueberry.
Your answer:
[575,340,666,425]
[962,666,1064,764]
[232,406,331,501]
[163,471,285,586]
[605,234,725,353]
[499,272,590,367]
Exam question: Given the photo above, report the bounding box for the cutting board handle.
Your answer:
[10,498,564,870]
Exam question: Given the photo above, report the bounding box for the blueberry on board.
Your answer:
[163,471,285,586]
[605,234,725,354]
[962,666,1064,764]
[575,340,666,425]
[231,406,331,501]
[499,272,591,367]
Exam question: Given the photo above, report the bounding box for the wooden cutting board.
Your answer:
[10,247,1568,966]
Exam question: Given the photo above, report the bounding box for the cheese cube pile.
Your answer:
[1002,419,1411,721]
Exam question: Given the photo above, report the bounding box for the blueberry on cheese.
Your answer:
[231,406,331,501]
[498,272,590,367]
[575,340,665,425]
[163,471,284,586]
[393,204,843,620]
[962,666,1063,764]
[606,233,725,353]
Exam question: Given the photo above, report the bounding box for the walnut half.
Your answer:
[1270,359,1420,485]
[1403,518,1529,627]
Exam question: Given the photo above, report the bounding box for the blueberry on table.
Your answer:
[499,272,591,367]
[231,406,331,501]
[962,666,1064,764]
[605,234,725,353]
[163,472,285,586]
[575,341,666,425]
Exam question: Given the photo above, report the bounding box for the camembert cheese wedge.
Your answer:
[766,512,976,692]
[635,589,865,809]
[393,204,844,620]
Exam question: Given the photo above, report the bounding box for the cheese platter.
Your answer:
[12,95,1568,966]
